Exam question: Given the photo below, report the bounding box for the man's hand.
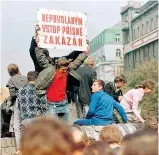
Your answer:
[83,50,89,55]
[118,96,123,101]
[34,24,41,44]
[83,39,90,55]
[86,39,89,45]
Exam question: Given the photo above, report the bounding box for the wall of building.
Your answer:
[121,1,158,72]
[89,22,124,82]
[104,44,123,61]
[124,40,158,71]
[132,3,158,41]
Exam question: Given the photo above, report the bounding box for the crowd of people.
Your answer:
[1,24,158,155]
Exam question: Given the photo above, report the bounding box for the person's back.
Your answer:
[77,65,95,104]
[91,91,115,121]
[18,83,47,122]
[6,63,28,151]
[74,80,127,126]
[8,74,28,87]
[76,57,97,118]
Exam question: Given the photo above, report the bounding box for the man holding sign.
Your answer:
[29,25,85,73]
[31,9,88,123]
[34,39,88,123]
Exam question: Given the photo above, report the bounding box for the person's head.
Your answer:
[114,74,127,88]
[84,57,95,68]
[56,57,71,73]
[72,129,96,148]
[7,63,20,77]
[91,80,105,93]
[20,117,76,155]
[100,125,121,145]
[27,71,39,83]
[119,129,158,155]
[141,80,155,94]
[72,129,90,155]
[83,141,113,155]
[144,117,158,132]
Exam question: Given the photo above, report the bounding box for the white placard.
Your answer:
[37,8,88,51]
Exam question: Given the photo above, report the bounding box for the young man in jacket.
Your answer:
[35,48,87,123]
[104,75,127,123]
[33,25,88,123]
[6,64,28,151]
[74,80,127,126]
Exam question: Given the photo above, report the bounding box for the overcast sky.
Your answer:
[1,0,148,87]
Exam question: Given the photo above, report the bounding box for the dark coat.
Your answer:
[29,37,83,73]
[76,65,97,105]
[104,82,123,102]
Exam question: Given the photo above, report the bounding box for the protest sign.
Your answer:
[37,8,88,51]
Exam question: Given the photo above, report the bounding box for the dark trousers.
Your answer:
[74,97,89,119]
[113,112,120,123]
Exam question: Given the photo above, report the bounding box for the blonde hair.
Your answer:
[100,125,121,144]
[84,141,113,155]
[7,63,19,76]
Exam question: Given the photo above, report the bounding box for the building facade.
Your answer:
[121,0,158,72]
[89,22,123,82]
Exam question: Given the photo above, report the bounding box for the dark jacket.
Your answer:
[104,82,123,102]
[29,37,83,73]
[76,64,97,105]
[35,48,87,95]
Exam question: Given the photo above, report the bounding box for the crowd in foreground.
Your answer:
[1,24,158,155]
[20,117,158,155]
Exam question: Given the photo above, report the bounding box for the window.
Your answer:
[135,11,139,16]
[137,26,140,38]
[151,18,154,31]
[116,49,121,58]
[153,43,156,57]
[115,34,120,42]
[146,21,149,33]
[139,50,141,64]
[119,51,121,57]
[128,53,131,67]
[133,29,136,40]
[148,45,150,59]
[156,15,158,29]
[102,55,106,62]
[142,24,144,36]
[125,14,128,21]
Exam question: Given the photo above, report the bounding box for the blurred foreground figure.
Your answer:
[20,117,76,155]
[83,141,113,155]
[119,129,158,155]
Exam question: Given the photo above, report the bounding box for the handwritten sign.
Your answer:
[37,8,88,51]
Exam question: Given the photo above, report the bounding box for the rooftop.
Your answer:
[120,0,141,14]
